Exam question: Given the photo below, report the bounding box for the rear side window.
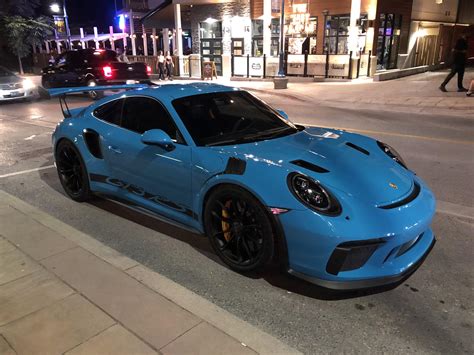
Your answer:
[93,99,124,126]
[121,97,182,142]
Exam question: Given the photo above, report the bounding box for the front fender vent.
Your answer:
[379,182,421,209]
[290,160,329,173]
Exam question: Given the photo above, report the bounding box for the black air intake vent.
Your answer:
[346,142,370,155]
[290,160,329,173]
[83,129,103,159]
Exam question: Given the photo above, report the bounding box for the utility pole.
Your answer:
[274,0,288,89]
[63,0,72,49]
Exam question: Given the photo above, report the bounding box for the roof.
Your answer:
[135,83,240,100]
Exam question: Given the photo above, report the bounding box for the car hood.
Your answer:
[0,75,21,85]
[210,127,414,206]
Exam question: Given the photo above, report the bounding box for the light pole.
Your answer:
[273,0,288,89]
[277,0,285,77]
[50,1,71,49]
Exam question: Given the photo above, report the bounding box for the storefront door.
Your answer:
[201,39,222,76]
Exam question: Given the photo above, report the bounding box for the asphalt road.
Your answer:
[0,88,473,354]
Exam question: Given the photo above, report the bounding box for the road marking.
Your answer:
[299,124,474,145]
[24,135,36,140]
[437,200,474,221]
[0,165,55,179]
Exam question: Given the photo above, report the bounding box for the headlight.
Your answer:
[22,79,35,90]
[377,141,407,169]
[288,173,341,216]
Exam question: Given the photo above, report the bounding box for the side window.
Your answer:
[121,97,183,143]
[93,99,124,126]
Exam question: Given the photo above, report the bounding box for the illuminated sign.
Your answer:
[118,14,125,31]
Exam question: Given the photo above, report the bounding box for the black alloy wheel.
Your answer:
[55,140,91,202]
[204,185,275,272]
[86,80,104,100]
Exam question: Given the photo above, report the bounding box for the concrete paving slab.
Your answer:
[0,246,41,286]
[0,335,15,355]
[0,237,16,255]
[0,191,138,271]
[0,269,74,326]
[41,247,201,350]
[0,210,76,260]
[0,294,115,355]
[161,322,256,355]
[65,324,157,355]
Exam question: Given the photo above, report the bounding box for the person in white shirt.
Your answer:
[156,50,165,80]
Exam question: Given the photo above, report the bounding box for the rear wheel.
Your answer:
[86,79,104,100]
[55,140,91,202]
[204,185,275,272]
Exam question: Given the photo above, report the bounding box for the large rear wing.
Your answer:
[39,84,150,118]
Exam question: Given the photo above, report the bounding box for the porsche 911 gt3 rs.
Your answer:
[49,83,436,290]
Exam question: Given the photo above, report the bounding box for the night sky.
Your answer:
[65,0,117,33]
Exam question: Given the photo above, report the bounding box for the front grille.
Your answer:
[0,82,22,90]
[326,239,385,275]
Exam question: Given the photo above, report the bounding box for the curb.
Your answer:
[0,190,301,355]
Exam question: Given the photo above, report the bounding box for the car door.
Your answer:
[52,52,80,87]
[101,96,193,223]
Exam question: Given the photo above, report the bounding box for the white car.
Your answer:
[0,66,36,102]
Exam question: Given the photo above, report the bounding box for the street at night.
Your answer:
[1,72,472,354]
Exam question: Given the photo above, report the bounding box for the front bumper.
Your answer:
[0,88,35,101]
[278,177,436,290]
[288,236,436,290]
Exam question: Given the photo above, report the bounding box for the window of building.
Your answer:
[251,19,280,56]
[324,14,350,54]
[377,13,402,70]
[121,97,183,142]
[200,21,222,39]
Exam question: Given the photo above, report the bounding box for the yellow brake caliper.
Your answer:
[222,200,232,242]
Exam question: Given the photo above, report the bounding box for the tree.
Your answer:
[2,15,52,74]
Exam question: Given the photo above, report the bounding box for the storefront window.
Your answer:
[324,15,350,54]
[376,14,402,70]
[251,19,280,57]
[200,21,222,39]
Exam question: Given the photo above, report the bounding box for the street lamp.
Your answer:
[50,1,71,50]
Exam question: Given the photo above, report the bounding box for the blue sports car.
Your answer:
[49,83,436,290]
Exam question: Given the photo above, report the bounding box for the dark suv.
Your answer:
[41,49,151,99]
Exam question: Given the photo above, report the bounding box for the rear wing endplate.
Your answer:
[38,84,150,118]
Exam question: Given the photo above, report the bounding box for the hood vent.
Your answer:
[290,160,329,173]
[346,142,370,156]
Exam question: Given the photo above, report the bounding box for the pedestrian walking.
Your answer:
[467,80,474,97]
[439,35,468,92]
[165,50,174,80]
[156,50,165,80]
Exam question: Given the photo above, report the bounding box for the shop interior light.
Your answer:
[204,17,218,24]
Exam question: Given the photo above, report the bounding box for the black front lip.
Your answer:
[288,237,436,290]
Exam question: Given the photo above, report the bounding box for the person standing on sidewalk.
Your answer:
[165,50,174,80]
[156,50,165,81]
[439,35,468,92]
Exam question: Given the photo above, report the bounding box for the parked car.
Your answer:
[48,83,436,290]
[0,66,36,102]
[41,49,151,99]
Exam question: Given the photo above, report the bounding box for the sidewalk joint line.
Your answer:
[158,320,204,351]
[0,334,17,355]
[61,322,118,355]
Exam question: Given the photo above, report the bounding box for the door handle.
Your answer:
[108,145,122,154]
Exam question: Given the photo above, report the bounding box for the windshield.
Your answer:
[172,91,298,146]
[0,67,14,77]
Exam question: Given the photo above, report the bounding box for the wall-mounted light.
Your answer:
[435,0,443,4]
[204,17,218,24]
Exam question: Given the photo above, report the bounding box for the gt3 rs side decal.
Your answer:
[89,173,196,218]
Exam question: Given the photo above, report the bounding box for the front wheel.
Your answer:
[204,185,275,272]
[55,140,92,202]
[86,80,104,100]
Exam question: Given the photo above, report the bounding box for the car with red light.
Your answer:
[41,49,151,99]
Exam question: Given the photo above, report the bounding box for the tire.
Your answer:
[55,140,92,202]
[204,185,275,272]
[86,80,104,100]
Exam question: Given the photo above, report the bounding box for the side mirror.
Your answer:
[141,129,175,152]
[277,109,289,120]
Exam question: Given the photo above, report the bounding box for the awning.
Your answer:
[141,0,235,29]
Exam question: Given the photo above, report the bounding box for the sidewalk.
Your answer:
[0,190,299,355]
